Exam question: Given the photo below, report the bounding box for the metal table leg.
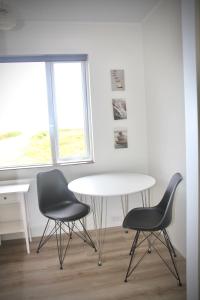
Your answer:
[91,196,107,266]
[141,189,151,207]
[121,195,129,232]
[80,195,88,239]
[141,189,152,252]
[121,194,129,218]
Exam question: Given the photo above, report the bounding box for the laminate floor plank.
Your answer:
[0,227,186,300]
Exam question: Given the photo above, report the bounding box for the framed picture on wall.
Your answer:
[112,98,127,120]
[111,69,125,91]
[114,128,128,149]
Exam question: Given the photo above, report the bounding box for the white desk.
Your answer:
[0,183,31,254]
[68,173,156,265]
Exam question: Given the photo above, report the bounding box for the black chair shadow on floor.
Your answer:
[36,169,96,269]
[123,173,183,286]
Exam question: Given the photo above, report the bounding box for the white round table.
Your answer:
[68,172,156,265]
[68,173,155,197]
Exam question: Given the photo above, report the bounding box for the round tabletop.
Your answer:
[68,173,156,197]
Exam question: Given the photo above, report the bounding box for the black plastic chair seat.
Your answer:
[44,202,90,222]
[123,207,163,231]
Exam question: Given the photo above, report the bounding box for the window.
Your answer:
[0,55,93,169]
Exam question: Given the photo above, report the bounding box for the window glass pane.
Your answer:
[0,62,51,167]
[53,62,88,160]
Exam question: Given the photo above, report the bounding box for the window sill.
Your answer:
[0,159,95,171]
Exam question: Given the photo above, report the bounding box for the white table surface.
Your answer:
[68,173,156,197]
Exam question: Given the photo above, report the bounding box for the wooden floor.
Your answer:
[0,227,186,300]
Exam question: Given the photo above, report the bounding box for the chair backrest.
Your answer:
[157,173,183,229]
[37,169,77,214]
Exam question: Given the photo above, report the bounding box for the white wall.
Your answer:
[142,0,186,256]
[0,21,148,236]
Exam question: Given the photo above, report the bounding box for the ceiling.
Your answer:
[4,0,160,23]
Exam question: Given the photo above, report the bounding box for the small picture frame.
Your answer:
[114,128,128,149]
[112,99,127,120]
[111,69,125,91]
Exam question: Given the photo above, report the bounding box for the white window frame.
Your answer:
[0,54,94,169]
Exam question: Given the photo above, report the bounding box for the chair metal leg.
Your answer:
[36,219,50,253]
[36,219,59,253]
[55,221,72,270]
[129,233,136,255]
[163,230,182,286]
[129,230,141,255]
[79,220,97,251]
[125,230,140,282]
[37,218,96,270]
[163,229,176,257]
[64,220,96,251]
[68,222,73,239]
[130,231,152,255]
[125,230,182,286]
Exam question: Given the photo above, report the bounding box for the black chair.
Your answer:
[36,169,96,269]
[123,173,183,286]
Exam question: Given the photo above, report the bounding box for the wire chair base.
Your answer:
[36,218,97,269]
[124,230,182,286]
